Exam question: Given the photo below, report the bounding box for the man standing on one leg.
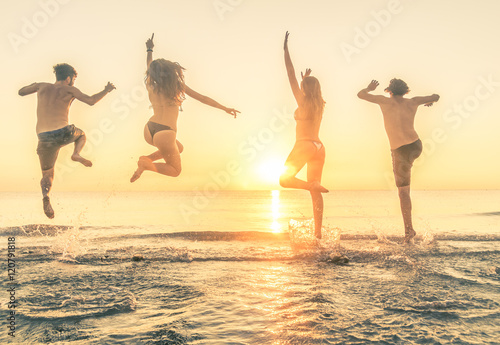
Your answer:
[357,79,439,243]
[19,63,115,218]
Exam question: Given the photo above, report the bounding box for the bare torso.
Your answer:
[294,107,322,142]
[147,86,180,130]
[378,96,419,150]
[35,83,76,134]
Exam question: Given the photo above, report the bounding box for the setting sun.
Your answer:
[257,159,286,184]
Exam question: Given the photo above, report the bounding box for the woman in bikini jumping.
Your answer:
[131,34,239,182]
[279,31,329,239]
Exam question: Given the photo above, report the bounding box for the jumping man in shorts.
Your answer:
[357,79,439,243]
[19,63,115,218]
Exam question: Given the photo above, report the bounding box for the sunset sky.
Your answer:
[2,0,500,192]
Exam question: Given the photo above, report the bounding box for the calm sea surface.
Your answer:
[0,190,499,344]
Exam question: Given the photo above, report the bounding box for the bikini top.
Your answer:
[294,108,321,122]
[294,108,306,121]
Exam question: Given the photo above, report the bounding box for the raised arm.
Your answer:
[184,84,240,118]
[412,94,440,107]
[284,31,304,106]
[18,82,39,96]
[357,80,390,104]
[146,33,154,69]
[69,82,116,106]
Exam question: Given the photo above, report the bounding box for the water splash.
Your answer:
[288,219,342,251]
[421,230,436,246]
[320,225,342,250]
[163,246,193,262]
[53,213,88,261]
[372,223,398,245]
[288,219,348,264]
[57,226,86,261]
[289,219,319,250]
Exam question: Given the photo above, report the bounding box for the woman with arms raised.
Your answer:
[279,31,329,239]
[131,34,240,182]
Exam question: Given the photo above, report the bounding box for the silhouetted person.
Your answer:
[19,63,115,218]
[131,34,239,182]
[279,32,328,239]
[358,79,439,243]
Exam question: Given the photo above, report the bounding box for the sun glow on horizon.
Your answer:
[3,1,500,192]
[258,159,286,185]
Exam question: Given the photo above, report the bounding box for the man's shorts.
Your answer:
[391,139,422,188]
[37,124,85,171]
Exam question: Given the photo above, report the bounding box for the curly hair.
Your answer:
[301,76,325,120]
[145,59,186,105]
[385,78,410,96]
[53,63,77,81]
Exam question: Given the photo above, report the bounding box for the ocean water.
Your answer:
[0,190,499,344]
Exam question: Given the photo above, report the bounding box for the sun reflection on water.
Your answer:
[271,190,282,233]
[246,263,324,343]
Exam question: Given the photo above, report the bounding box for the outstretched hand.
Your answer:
[225,108,240,119]
[105,82,116,92]
[367,80,379,91]
[146,33,154,50]
[284,31,290,50]
[424,94,440,107]
[301,68,312,80]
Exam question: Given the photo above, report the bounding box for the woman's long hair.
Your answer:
[301,76,325,120]
[145,59,186,105]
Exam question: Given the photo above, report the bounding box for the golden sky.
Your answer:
[2,0,500,192]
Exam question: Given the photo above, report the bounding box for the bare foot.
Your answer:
[404,228,416,245]
[309,181,329,193]
[314,237,322,247]
[130,156,155,182]
[43,196,55,219]
[71,154,93,167]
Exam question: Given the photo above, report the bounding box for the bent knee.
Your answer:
[171,167,182,177]
[279,175,291,188]
[176,141,184,154]
[76,132,86,141]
